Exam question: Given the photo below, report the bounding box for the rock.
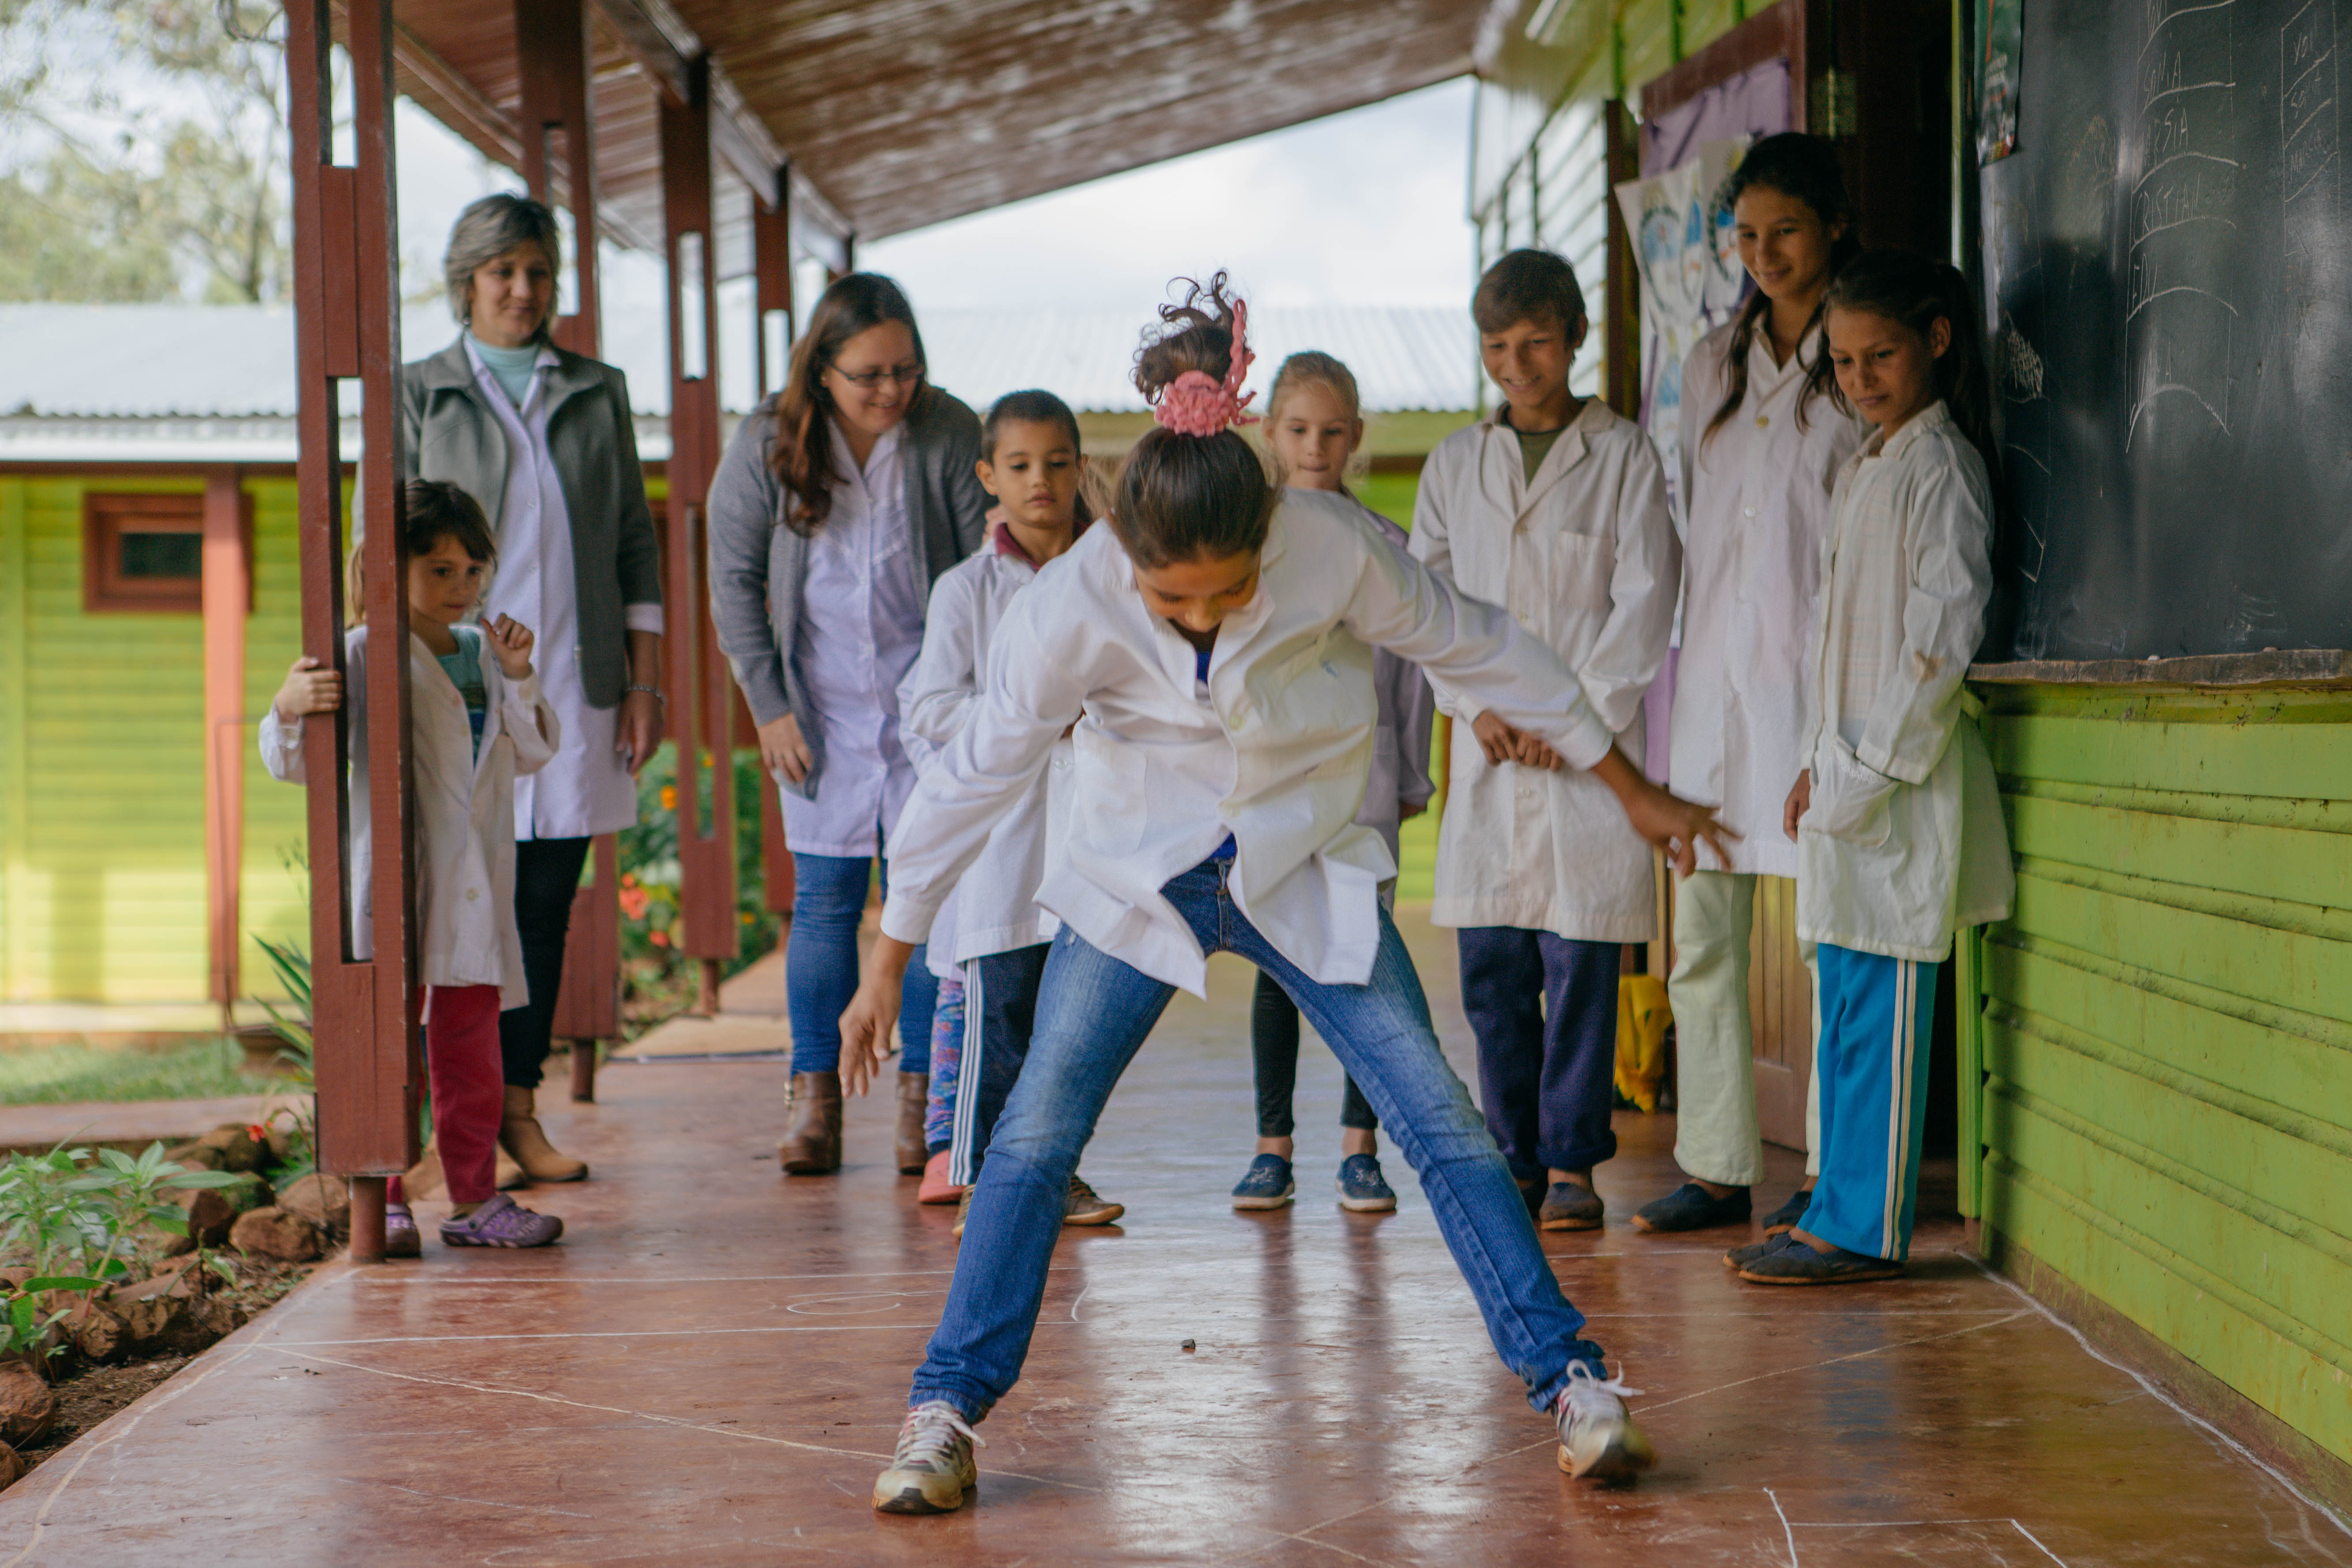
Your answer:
[0,1268,29,1291]
[196,1126,269,1174]
[229,1207,320,1263]
[164,1140,222,1172]
[222,1174,272,1217]
[175,1187,237,1247]
[278,1173,350,1237]
[0,1440,23,1490]
[121,1294,205,1356]
[0,1367,56,1448]
[264,1123,298,1163]
[191,1297,248,1343]
[112,1260,199,1306]
[68,1302,131,1365]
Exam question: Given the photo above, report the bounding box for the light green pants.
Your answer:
[1665,870,1822,1187]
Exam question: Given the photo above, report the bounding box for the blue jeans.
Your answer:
[1456,928,1622,1178]
[785,852,936,1076]
[910,857,1608,1421]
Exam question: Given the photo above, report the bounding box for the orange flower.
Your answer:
[618,884,650,920]
[649,929,669,948]
[247,1124,267,1143]
[660,784,677,812]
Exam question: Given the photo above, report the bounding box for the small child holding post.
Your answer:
[263,478,568,1255]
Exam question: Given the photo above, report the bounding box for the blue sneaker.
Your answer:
[1231,1153,1296,1211]
[1335,1153,1397,1213]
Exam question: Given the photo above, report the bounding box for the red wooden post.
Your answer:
[750,171,795,921]
[287,0,417,1262]
[200,467,248,1024]
[518,0,621,1094]
[659,59,739,1014]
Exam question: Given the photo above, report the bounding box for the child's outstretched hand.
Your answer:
[485,614,535,680]
[837,935,917,1097]
[272,656,342,723]
[1590,746,1736,877]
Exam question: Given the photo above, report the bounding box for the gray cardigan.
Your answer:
[401,338,663,708]
[706,383,990,797]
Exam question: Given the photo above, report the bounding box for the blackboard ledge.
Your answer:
[1969,650,2352,688]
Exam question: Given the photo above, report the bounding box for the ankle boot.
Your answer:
[779,1072,843,1173]
[500,1084,588,1183]
[895,1072,930,1175]
[406,1141,526,1196]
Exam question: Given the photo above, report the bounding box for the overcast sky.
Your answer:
[393,76,1477,336]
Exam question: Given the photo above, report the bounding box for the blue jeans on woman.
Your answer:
[909,856,1608,1422]
[787,852,937,1076]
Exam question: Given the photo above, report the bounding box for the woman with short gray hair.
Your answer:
[399,192,665,1216]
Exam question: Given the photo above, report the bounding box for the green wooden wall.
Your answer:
[1968,682,2352,1470]
[0,474,309,1005]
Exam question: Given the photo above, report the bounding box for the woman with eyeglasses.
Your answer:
[709,272,991,1177]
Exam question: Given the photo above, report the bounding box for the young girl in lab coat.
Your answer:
[835,275,1729,1515]
[264,480,568,1255]
[1230,351,1435,1216]
[1734,249,2014,1285]
[1410,250,1681,1232]
[1634,134,1871,1239]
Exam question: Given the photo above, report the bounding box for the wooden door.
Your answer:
[1749,875,1814,1149]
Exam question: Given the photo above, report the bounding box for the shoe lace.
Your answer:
[1067,1174,1101,1204]
[1559,1359,1645,1411]
[898,1401,985,1464]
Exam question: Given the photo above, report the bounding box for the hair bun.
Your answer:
[1133,272,1243,401]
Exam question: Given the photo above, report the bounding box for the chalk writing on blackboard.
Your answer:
[2125,0,2237,450]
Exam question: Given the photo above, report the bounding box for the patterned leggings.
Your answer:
[923,974,967,1156]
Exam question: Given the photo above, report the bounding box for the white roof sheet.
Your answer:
[0,302,1476,422]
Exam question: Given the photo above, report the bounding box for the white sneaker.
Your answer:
[873,1399,984,1514]
[1553,1361,1655,1481]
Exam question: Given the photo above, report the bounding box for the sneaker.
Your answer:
[1230,1153,1296,1211]
[1335,1153,1397,1213]
[872,1399,985,1515]
[918,1150,965,1206]
[1553,1361,1655,1482]
[439,1192,564,1248]
[1063,1173,1124,1226]
[1722,1236,1782,1270]
[1760,1184,1814,1235]
[1632,1182,1751,1233]
[952,1189,972,1239]
[384,1203,421,1260]
[1735,1232,1904,1286]
[1537,1181,1604,1231]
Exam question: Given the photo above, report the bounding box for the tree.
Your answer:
[0,0,290,303]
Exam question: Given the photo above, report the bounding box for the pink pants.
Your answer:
[387,985,505,1207]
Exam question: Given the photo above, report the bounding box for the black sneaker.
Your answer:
[1537,1181,1604,1231]
[1735,1233,1904,1286]
[1335,1154,1397,1213]
[1631,1182,1751,1233]
[1759,1184,1813,1235]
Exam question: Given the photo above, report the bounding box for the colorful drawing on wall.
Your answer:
[1977,0,2023,163]
[1613,135,1751,521]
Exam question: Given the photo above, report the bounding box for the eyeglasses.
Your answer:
[828,360,924,390]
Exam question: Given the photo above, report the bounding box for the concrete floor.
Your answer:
[0,914,2344,1565]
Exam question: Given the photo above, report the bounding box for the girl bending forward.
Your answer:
[836,277,1730,1515]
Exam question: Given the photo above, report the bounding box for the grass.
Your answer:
[0,1038,272,1106]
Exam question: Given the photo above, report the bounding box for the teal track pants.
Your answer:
[1807,944,1942,1261]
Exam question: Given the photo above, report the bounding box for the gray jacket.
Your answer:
[707,384,989,797]
[401,337,663,709]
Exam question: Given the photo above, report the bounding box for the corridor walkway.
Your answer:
[0,914,2341,1565]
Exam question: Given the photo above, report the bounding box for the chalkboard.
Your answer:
[1980,0,2352,661]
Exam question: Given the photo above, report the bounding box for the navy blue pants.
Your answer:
[1456,927,1620,1179]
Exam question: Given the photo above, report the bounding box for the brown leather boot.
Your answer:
[778,1072,843,1173]
[405,1140,527,1196]
[895,1072,930,1175]
[500,1084,588,1182]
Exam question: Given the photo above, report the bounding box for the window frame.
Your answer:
[81,491,252,615]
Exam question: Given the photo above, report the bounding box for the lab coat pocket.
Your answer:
[1812,737,1898,848]
[1074,727,1148,854]
[1542,527,1614,621]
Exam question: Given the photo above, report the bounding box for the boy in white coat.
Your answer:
[897,391,1122,1233]
[1411,250,1682,1231]
[264,480,566,1255]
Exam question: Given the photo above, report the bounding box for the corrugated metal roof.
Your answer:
[0,302,1475,423]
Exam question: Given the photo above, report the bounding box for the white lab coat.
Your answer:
[877,489,1618,997]
[896,539,1072,966]
[1411,398,1682,941]
[260,626,561,1006]
[1796,402,2014,963]
[1673,323,1872,876]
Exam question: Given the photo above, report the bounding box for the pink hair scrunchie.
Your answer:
[1151,298,1259,437]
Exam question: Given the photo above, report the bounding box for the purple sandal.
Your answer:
[439,1192,564,1248]
[385,1203,422,1259]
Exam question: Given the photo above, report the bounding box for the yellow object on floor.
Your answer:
[1614,974,1672,1113]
